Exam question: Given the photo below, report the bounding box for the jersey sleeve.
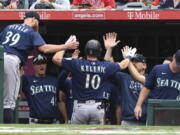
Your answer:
[57,70,69,90]
[61,58,77,73]
[144,66,157,90]
[107,62,120,76]
[31,32,46,47]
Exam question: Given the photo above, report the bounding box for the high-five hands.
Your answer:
[121,46,137,59]
[103,32,120,49]
[65,35,79,50]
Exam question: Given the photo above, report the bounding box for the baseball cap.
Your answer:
[24,11,40,21]
[33,54,47,65]
[131,54,146,63]
[174,49,180,66]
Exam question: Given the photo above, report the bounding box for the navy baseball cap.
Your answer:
[24,11,40,21]
[131,54,146,63]
[175,49,180,66]
[33,54,47,65]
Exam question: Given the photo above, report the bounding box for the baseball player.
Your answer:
[134,49,180,120]
[22,54,60,124]
[104,82,121,125]
[114,54,148,125]
[0,11,79,123]
[52,34,135,124]
[58,70,73,124]
[58,50,80,123]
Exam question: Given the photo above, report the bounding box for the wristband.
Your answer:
[125,55,132,60]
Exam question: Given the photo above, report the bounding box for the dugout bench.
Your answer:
[147,99,180,126]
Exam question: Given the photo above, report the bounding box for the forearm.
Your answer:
[115,105,121,125]
[118,58,130,70]
[38,44,68,54]
[52,50,65,66]
[128,62,145,83]
[136,87,150,107]
[58,102,68,122]
[104,48,113,62]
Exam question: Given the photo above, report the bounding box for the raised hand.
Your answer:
[103,32,120,49]
[65,35,79,50]
[65,35,77,44]
[121,46,137,59]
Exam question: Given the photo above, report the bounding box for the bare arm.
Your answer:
[52,50,65,66]
[103,32,120,62]
[59,91,68,124]
[118,59,130,70]
[38,42,79,54]
[128,62,146,83]
[115,105,121,125]
[104,48,114,62]
[134,87,150,120]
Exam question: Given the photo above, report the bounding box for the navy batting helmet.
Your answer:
[33,54,47,65]
[85,39,102,57]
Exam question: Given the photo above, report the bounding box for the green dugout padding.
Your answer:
[147,99,180,126]
[0,46,3,123]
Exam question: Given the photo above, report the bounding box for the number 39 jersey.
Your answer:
[62,58,120,100]
[0,24,45,64]
[22,75,60,119]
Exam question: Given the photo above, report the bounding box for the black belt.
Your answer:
[77,99,103,104]
[30,118,56,124]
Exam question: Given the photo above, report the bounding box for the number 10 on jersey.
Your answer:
[85,74,101,90]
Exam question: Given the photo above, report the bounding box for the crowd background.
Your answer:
[0,0,179,10]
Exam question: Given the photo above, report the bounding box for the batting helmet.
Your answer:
[33,54,47,65]
[85,39,102,57]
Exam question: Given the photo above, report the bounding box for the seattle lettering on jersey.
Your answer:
[30,85,56,95]
[157,78,180,91]
[9,24,28,33]
[129,80,143,97]
[80,65,106,73]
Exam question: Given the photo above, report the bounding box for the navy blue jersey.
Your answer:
[22,75,59,119]
[60,79,74,120]
[114,72,147,122]
[0,24,45,64]
[62,58,120,100]
[146,64,180,100]
[57,70,69,90]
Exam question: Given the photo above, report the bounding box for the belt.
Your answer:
[77,99,103,104]
[30,117,57,124]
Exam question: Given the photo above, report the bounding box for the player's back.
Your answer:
[62,58,120,101]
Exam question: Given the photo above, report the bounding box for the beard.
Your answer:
[32,25,39,32]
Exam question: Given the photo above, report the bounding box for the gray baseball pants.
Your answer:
[4,53,21,109]
[71,100,105,124]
